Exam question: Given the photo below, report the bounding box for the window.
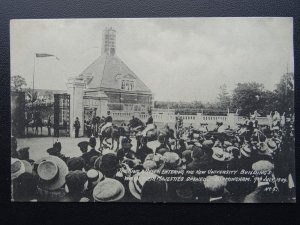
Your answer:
[121,79,135,91]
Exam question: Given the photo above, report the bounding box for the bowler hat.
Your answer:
[95,154,119,177]
[17,147,30,160]
[78,141,89,150]
[67,157,86,171]
[34,155,69,191]
[191,146,204,159]
[93,178,125,202]
[65,171,88,193]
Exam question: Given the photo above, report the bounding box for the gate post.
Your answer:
[11,91,25,137]
[67,78,85,138]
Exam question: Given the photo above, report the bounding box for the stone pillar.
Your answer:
[227,113,236,129]
[67,78,85,138]
[99,97,109,116]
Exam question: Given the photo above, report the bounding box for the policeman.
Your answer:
[74,117,81,138]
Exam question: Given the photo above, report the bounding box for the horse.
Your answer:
[135,123,175,151]
[34,117,45,136]
[99,125,128,150]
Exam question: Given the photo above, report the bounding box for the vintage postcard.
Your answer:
[10,18,295,202]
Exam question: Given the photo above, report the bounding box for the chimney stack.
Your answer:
[102,27,116,56]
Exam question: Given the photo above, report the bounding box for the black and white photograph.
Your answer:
[10,18,295,203]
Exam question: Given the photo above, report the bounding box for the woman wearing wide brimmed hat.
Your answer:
[33,155,69,201]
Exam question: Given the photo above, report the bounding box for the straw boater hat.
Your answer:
[129,171,160,200]
[11,158,25,180]
[241,145,252,158]
[257,142,272,156]
[93,178,125,202]
[266,139,277,152]
[34,155,69,191]
[87,169,104,184]
[202,140,214,149]
[212,147,232,162]
[143,160,158,170]
[252,160,274,172]
[163,152,182,168]
[156,147,169,155]
[223,141,232,148]
[144,153,165,171]
[21,160,33,174]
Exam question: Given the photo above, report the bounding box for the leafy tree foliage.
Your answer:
[11,75,27,91]
[216,84,231,110]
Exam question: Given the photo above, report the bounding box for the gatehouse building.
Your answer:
[67,27,153,137]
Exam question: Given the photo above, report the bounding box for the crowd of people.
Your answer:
[11,110,295,203]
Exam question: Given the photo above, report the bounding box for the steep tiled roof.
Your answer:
[78,54,152,94]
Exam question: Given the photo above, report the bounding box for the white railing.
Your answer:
[111,110,272,128]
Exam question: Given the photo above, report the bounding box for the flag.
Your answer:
[36,53,54,57]
[36,53,59,60]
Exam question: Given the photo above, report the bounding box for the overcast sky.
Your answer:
[10,18,294,102]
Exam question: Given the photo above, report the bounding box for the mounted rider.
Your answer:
[175,112,183,130]
[100,111,113,135]
[141,110,155,136]
[129,113,144,131]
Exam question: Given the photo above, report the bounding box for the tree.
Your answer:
[11,75,27,91]
[216,84,231,110]
[231,82,265,116]
[274,72,294,114]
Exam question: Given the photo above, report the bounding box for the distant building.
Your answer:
[77,27,152,118]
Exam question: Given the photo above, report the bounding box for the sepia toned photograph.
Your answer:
[10,18,295,203]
